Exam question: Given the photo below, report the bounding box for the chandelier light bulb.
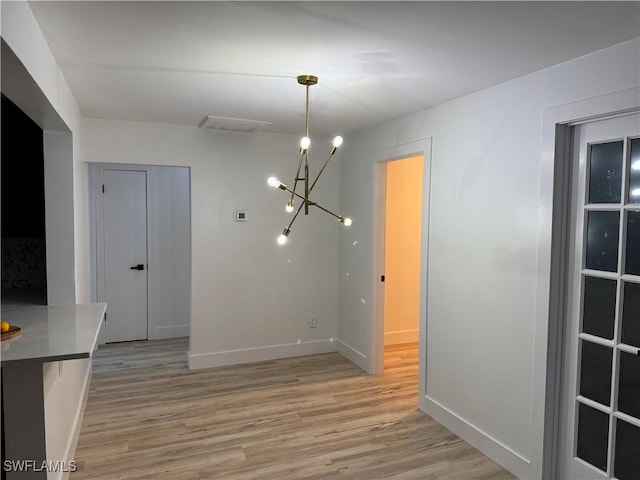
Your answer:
[277,227,292,245]
[285,200,294,213]
[300,136,311,150]
[267,176,280,188]
[340,216,353,227]
[333,136,343,148]
[632,160,640,171]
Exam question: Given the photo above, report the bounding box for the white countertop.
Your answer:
[1,303,106,365]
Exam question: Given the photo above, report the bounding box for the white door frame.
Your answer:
[539,87,640,478]
[90,162,192,344]
[371,138,432,402]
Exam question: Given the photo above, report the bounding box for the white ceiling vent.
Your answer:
[197,115,271,133]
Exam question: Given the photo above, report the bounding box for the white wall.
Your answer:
[149,166,191,339]
[43,132,76,305]
[82,119,341,367]
[5,2,638,477]
[2,3,93,478]
[43,359,90,480]
[338,38,640,479]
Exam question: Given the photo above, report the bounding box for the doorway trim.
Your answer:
[539,87,640,478]
[371,138,432,397]
[90,162,192,344]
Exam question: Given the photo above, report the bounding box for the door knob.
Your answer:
[130,264,145,271]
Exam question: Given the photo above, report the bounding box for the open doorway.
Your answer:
[90,163,192,344]
[1,94,47,306]
[370,136,430,410]
[381,155,424,370]
[2,39,76,307]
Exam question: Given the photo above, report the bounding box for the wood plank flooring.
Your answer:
[70,339,516,480]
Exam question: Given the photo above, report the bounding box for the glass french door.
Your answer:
[559,114,640,480]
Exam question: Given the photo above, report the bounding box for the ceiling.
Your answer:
[28,1,640,136]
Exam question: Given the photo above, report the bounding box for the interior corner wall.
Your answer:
[338,38,640,479]
[73,119,92,305]
[43,131,76,305]
[82,119,341,367]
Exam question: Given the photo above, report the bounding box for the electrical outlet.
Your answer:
[309,315,318,328]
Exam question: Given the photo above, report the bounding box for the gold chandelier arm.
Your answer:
[286,201,305,232]
[280,185,342,221]
[304,154,310,215]
[309,150,336,193]
[280,185,307,203]
[303,83,311,215]
[305,84,310,138]
[290,150,306,202]
[309,200,342,221]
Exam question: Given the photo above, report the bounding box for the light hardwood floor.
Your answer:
[71,339,516,480]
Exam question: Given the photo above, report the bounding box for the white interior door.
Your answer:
[558,114,640,479]
[103,169,148,343]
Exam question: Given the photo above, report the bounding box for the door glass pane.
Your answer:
[572,128,640,480]
[625,211,640,275]
[618,351,640,418]
[614,420,640,480]
[621,282,640,348]
[582,276,617,339]
[579,340,613,406]
[588,141,623,204]
[585,211,620,272]
[629,137,640,204]
[576,402,609,471]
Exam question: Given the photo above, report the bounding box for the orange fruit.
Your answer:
[1,321,10,333]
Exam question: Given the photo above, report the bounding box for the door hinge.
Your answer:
[102,184,105,193]
[104,312,107,322]
[381,275,385,282]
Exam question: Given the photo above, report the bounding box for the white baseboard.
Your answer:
[150,324,189,340]
[98,323,189,345]
[384,329,419,345]
[336,340,368,372]
[188,339,337,370]
[420,395,529,479]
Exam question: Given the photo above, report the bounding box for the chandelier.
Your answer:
[267,75,352,245]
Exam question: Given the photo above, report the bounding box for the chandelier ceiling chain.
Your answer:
[267,75,352,245]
